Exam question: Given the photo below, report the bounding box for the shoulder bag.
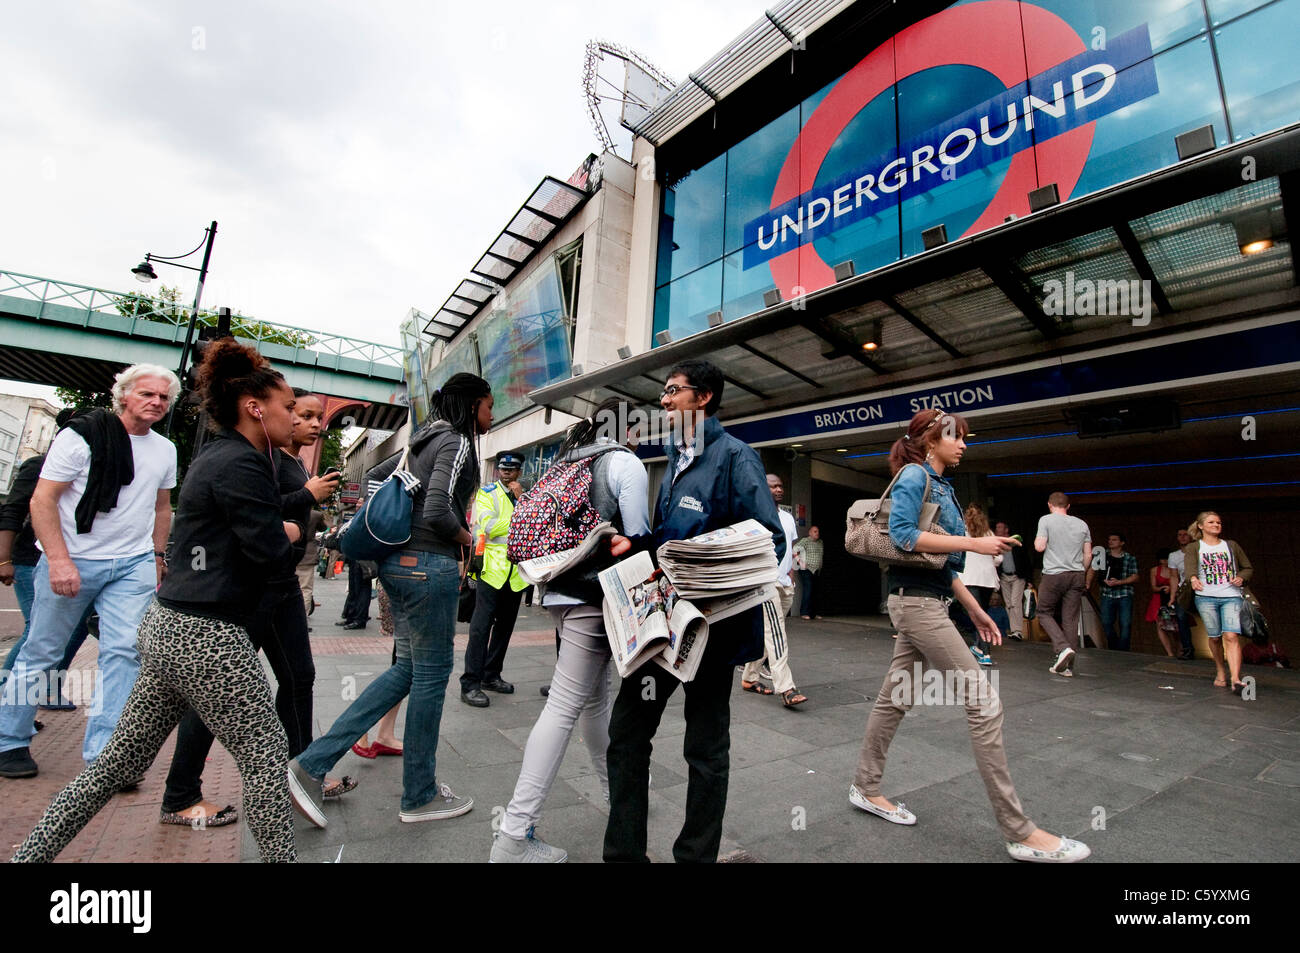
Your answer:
[845,464,949,569]
[340,444,422,561]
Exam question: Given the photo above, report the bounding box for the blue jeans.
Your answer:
[4,561,94,701]
[1099,594,1133,651]
[2,563,38,679]
[1194,595,1243,639]
[0,552,156,761]
[297,550,458,811]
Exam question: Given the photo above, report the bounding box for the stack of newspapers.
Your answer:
[656,519,779,599]
[598,520,779,683]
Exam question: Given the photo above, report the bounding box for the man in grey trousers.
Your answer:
[1033,492,1091,677]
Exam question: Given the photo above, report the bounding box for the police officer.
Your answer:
[460,451,529,708]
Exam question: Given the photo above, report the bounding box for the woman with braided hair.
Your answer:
[13,339,304,862]
[288,373,493,826]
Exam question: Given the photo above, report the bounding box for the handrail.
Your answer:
[0,268,404,368]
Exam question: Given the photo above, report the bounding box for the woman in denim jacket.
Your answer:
[848,408,1090,863]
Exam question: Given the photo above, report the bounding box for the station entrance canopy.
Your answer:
[528,126,1298,452]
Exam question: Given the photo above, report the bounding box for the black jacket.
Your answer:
[657,415,785,666]
[0,455,44,567]
[157,429,297,625]
[273,449,316,581]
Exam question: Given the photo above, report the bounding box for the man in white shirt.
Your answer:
[740,475,807,707]
[0,365,178,779]
[1166,528,1193,659]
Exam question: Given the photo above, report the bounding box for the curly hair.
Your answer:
[196,338,286,430]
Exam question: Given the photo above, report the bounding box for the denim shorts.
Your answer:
[1194,595,1243,639]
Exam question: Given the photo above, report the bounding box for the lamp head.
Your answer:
[131,259,158,282]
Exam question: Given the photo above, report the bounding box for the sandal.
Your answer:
[323,775,358,799]
[160,804,238,828]
[782,689,808,708]
[742,680,774,695]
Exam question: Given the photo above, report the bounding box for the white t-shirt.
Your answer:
[1167,549,1185,575]
[776,508,797,588]
[1196,540,1241,598]
[39,426,177,560]
[958,532,1002,589]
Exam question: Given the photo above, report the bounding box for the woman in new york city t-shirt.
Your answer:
[1181,511,1253,695]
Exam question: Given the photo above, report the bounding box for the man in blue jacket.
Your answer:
[603,359,784,863]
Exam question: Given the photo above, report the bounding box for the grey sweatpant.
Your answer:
[500,603,613,840]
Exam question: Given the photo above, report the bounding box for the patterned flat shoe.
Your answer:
[1006,837,1091,863]
[323,776,359,799]
[159,804,238,828]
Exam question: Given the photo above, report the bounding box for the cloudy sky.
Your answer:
[0,0,767,361]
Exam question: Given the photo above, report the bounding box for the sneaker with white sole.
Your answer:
[969,645,993,666]
[489,825,568,863]
[287,759,327,828]
[399,783,474,822]
[848,784,917,825]
[1049,647,1076,675]
[1006,836,1091,863]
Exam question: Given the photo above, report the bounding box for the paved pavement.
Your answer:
[2,574,1297,863]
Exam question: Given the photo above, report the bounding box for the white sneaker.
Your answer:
[848,784,917,825]
[1006,836,1091,863]
[1050,647,1076,675]
[489,826,568,863]
[399,783,474,822]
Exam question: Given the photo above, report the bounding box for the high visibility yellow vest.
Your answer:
[473,482,527,591]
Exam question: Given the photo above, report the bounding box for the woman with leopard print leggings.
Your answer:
[11,340,304,863]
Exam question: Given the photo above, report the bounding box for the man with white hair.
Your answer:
[0,364,179,778]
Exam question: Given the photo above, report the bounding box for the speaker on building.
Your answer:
[1067,398,1180,439]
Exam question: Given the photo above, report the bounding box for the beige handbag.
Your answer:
[845,464,949,569]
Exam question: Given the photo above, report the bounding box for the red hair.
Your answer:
[888,409,969,474]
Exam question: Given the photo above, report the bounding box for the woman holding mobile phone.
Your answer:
[848,408,1090,862]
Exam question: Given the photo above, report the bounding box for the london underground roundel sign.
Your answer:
[747,0,1158,298]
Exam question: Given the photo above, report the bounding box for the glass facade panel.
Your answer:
[1215,0,1300,139]
[724,106,799,256]
[1065,35,1228,196]
[652,260,723,341]
[655,153,726,287]
[476,259,571,422]
[1029,0,1207,54]
[1205,0,1276,25]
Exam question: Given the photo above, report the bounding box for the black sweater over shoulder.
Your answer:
[158,429,296,625]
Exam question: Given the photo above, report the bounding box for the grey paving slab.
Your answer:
[237,613,1300,862]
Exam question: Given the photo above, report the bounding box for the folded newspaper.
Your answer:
[599,552,772,683]
[597,519,780,683]
[515,522,617,585]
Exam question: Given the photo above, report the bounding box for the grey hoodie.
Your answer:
[368,419,479,558]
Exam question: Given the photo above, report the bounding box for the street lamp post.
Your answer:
[131,220,218,435]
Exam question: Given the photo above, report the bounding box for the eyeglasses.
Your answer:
[660,384,700,399]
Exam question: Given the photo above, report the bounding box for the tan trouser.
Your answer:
[853,593,1035,842]
[296,563,316,616]
[743,584,796,694]
[999,574,1026,635]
